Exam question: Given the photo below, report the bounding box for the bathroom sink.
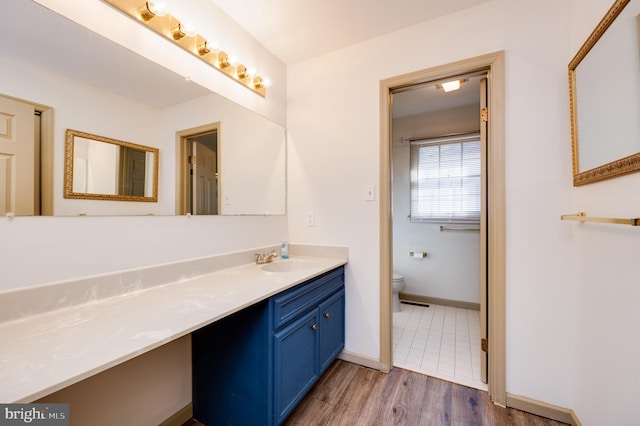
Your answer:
[261,259,316,273]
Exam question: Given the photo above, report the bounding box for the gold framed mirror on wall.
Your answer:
[569,0,640,185]
[64,129,159,202]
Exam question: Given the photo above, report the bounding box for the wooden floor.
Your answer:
[283,360,568,426]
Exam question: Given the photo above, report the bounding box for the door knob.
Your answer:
[324,313,330,319]
[311,324,317,331]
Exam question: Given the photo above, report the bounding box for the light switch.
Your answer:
[365,184,375,201]
[306,211,315,226]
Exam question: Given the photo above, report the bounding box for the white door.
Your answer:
[0,96,35,216]
[192,140,218,215]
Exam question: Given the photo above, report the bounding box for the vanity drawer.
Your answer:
[272,267,344,329]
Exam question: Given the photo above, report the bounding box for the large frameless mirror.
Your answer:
[0,0,285,216]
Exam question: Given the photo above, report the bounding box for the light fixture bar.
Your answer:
[103,0,266,97]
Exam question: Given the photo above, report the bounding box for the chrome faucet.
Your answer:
[255,249,278,264]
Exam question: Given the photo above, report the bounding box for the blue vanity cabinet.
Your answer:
[273,309,319,421]
[192,266,345,426]
[318,289,346,373]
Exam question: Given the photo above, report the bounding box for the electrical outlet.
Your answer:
[306,211,315,226]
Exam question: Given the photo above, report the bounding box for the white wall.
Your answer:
[392,105,480,303]
[570,1,640,424]
[288,0,574,409]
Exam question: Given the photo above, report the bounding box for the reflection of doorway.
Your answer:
[118,147,146,197]
[380,52,506,405]
[0,94,53,216]
[191,137,217,215]
[176,123,220,215]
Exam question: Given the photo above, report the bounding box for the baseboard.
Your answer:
[506,393,581,426]
[570,410,583,426]
[400,293,480,311]
[337,350,381,370]
[160,403,193,426]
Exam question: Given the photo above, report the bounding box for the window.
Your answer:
[410,133,481,223]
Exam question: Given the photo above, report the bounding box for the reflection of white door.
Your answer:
[192,141,217,215]
[0,96,35,215]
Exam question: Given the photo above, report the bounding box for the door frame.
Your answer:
[379,51,506,405]
[175,122,220,215]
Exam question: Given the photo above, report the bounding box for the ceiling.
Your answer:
[392,76,483,118]
[209,0,493,64]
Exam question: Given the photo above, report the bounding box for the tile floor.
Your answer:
[392,302,488,391]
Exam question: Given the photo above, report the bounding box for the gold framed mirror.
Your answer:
[64,129,159,202]
[569,0,640,185]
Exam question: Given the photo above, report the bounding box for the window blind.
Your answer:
[410,133,481,223]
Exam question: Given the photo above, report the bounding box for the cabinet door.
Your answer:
[273,309,319,424]
[318,289,345,373]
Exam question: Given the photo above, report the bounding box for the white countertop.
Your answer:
[0,255,347,403]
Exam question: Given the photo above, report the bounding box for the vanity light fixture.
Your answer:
[103,0,268,97]
[236,65,249,80]
[218,51,231,68]
[253,76,271,89]
[140,1,167,21]
[197,41,210,56]
[171,23,187,40]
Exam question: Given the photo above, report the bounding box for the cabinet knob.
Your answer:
[324,313,330,319]
[311,324,317,331]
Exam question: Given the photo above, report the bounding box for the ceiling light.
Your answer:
[441,80,461,92]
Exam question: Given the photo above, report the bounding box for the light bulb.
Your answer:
[182,22,197,37]
[148,1,167,16]
[442,80,460,92]
[207,40,220,53]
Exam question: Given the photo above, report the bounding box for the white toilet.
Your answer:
[392,273,405,313]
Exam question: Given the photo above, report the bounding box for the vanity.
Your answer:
[0,245,347,424]
[193,266,345,425]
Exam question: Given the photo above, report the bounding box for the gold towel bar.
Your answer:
[560,212,640,226]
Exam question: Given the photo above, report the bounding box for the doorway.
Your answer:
[379,51,506,405]
[176,123,220,215]
[390,73,487,390]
